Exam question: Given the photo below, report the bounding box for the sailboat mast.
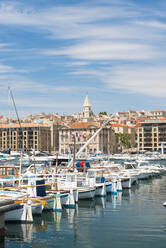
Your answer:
[8,86,11,151]
[8,87,23,185]
[8,87,22,130]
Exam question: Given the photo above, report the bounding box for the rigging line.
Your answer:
[8,86,23,154]
[8,86,22,129]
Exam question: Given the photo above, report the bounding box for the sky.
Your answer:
[1,0,166,117]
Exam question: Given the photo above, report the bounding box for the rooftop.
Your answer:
[69,122,99,129]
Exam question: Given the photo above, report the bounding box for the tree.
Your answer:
[99,111,107,115]
[115,132,131,150]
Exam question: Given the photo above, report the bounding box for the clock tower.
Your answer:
[83,94,93,122]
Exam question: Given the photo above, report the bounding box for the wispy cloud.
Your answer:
[71,64,166,98]
[66,61,89,67]
[135,20,166,29]
[0,75,77,93]
[43,41,163,61]
[0,1,140,27]
[0,64,28,73]
[0,43,11,48]
[0,0,166,114]
[107,65,166,98]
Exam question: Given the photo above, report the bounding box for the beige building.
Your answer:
[150,109,166,118]
[0,123,51,152]
[59,121,117,155]
[59,94,117,155]
[112,123,136,148]
[137,118,166,152]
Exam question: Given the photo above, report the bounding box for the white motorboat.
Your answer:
[0,190,33,222]
[78,187,96,199]
[57,173,95,200]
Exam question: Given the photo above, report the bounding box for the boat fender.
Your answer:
[101,177,105,183]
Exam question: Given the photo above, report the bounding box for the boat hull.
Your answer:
[78,188,95,200]
[95,183,106,197]
[5,203,33,222]
[122,178,131,189]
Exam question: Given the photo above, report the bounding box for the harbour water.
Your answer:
[3,174,166,248]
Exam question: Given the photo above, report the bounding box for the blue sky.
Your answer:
[1,0,166,116]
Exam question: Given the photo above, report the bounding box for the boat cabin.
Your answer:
[0,165,20,178]
[123,162,137,170]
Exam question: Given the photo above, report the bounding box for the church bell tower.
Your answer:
[83,94,93,122]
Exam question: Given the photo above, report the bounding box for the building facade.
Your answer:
[150,109,166,118]
[0,123,51,152]
[59,121,117,155]
[137,119,166,152]
[112,124,136,148]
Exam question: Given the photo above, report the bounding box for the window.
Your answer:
[144,128,152,132]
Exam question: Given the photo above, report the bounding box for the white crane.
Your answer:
[67,114,115,169]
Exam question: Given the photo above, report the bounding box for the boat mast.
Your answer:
[8,86,11,151]
[8,87,22,132]
[8,87,23,185]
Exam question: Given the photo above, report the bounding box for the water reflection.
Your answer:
[106,190,131,209]
[55,211,62,231]
[95,197,106,209]
[65,208,76,224]
[0,237,4,248]
[6,224,33,243]
[4,195,121,246]
[39,211,63,231]
[78,199,95,209]
[122,189,131,201]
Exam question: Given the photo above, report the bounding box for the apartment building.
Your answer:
[137,119,166,151]
[150,109,166,118]
[0,123,51,152]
